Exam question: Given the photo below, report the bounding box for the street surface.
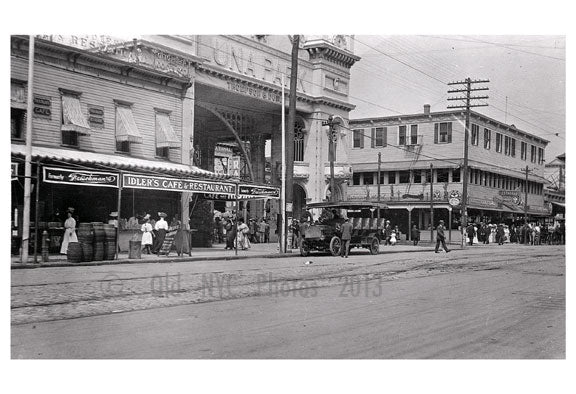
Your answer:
[11,244,565,358]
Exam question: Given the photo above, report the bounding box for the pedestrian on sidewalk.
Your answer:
[340,218,353,258]
[466,223,475,246]
[224,218,236,249]
[435,220,450,253]
[60,208,78,254]
[257,218,266,243]
[496,223,505,245]
[140,215,154,254]
[152,212,168,253]
[411,225,420,246]
[384,220,392,245]
[237,218,250,250]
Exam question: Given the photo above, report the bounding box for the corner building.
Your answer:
[348,106,551,238]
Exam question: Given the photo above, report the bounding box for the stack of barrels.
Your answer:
[67,222,117,263]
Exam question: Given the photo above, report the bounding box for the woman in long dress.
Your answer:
[60,211,78,254]
[236,219,250,250]
[141,218,154,254]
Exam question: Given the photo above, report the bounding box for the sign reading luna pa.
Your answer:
[122,173,236,196]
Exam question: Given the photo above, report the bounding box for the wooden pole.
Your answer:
[430,163,434,243]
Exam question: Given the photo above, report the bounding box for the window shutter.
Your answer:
[383,127,387,147]
[360,130,364,149]
[434,123,439,144]
[371,128,375,148]
[447,123,452,143]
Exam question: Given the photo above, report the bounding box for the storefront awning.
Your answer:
[156,113,180,148]
[551,202,565,208]
[61,95,92,135]
[116,106,143,143]
[11,144,229,180]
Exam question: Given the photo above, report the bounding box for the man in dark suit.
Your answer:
[340,218,353,258]
[466,223,476,246]
[435,220,451,253]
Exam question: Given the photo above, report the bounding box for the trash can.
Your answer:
[128,240,142,259]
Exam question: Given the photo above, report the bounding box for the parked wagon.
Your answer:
[299,201,388,257]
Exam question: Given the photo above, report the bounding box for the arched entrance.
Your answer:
[293,183,307,220]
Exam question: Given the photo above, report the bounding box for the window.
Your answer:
[538,147,545,165]
[352,172,361,185]
[11,108,26,140]
[434,122,452,143]
[495,133,503,153]
[452,168,461,183]
[371,127,387,147]
[484,128,491,150]
[363,172,374,185]
[504,136,510,155]
[399,171,410,184]
[425,169,432,183]
[379,172,385,185]
[511,138,516,157]
[115,101,143,154]
[294,119,305,161]
[388,171,396,184]
[155,110,179,158]
[437,169,449,183]
[353,129,364,148]
[60,90,91,147]
[398,125,407,145]
[521,141,527,160]
[530,145,537,163]
[413,170,422,183]
[409,125,419,145]
[471,124,479,146]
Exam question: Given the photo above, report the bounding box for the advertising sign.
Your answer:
[229,156,241,177]
[122,173,237,195]
[239,184,280,199]
[43,167,119,188]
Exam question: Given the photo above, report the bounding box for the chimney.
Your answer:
[423,104,431,115]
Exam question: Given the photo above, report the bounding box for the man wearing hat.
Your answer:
[340,218,353,258]
[152,212,169,253]
[384,220,392,245]
[435,220,450,253]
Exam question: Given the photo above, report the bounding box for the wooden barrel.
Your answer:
[103,224,116,240]
[81,242,93,262]
[91,222,106,242]
[93,241,105,261]
[104,242,116,260]
[67,242,83,263]
[77,223,94,243]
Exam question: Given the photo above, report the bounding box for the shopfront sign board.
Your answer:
[43,166,119,188]
[122,173,237,196]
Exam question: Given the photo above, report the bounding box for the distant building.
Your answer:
[545,153,565,220]
[347,105,551,235]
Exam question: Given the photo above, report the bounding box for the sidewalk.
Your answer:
[11,241,436,269]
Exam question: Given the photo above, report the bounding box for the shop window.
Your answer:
[398,125,407,145]
[388,171,396,184]
[352,172,361,185]
[434,122,452,144]
[363,172,374,185]
[521,141,527,160]
[495,133,503,153]
[371,127,386,147]
[451,168,461,183]
[11,108,26,140]
[436,168,449,183]
[294,118,305,161]
[353,129,364,148]
[413,170,422,183]
[471,124,479,146]
[484,128,491,150]
[60,90,91,147]
[399,170,410,184]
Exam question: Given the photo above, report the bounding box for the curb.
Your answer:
[11,247,435,269]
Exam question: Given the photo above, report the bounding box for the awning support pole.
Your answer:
[33,160,41,263]
[115,171,122,260]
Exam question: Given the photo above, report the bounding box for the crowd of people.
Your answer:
[464,221,565,246]
[214,216,271,250]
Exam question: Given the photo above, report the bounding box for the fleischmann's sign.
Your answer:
[43,167,119,188]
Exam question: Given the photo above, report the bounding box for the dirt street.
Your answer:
[11,244,565,358]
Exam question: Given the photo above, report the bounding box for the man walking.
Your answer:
[340,218,353,258]
[435,220,450,253]
[466,223,475,246]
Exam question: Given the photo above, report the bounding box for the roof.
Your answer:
[306,201,388,210]
[11,144,229,180]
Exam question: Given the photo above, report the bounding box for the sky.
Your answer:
[348,35,566,160]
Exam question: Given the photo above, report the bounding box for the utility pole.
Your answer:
[377,152,382,219]
[322,115,338,201]
[430,163,434,243]
[524,165,530,227]
[448,77,489,248]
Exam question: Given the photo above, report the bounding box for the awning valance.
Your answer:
[352,159,461,172]
[116,106,143,143]
[11,144,229,180]
[156,112,179,148]
[61,95,92,135]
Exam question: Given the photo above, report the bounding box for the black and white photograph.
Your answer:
[3,1,573,393]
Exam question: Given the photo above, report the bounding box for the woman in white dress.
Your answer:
[236,219,250,250]
[60,210,78,254]
[141,217,154,254]
[473,225,479,244]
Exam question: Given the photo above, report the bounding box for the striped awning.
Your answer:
[61,95,92,135]
[156,112,179,148]
[116,106,143,143]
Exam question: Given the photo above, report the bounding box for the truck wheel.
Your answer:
[329,236,341,256]
[369,237,380,255]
